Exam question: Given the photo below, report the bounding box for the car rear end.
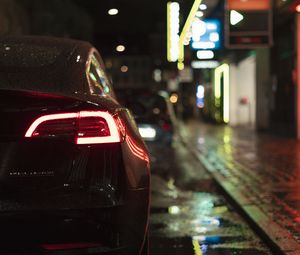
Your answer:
[0,37,150,255]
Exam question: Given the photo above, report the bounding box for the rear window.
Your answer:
[117,91,167,116]
[0,43,61,68]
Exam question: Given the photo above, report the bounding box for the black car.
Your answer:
[0,36,150,255]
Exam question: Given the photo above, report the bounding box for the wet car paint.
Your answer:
[0,36,150,255]
[149,138,272,255]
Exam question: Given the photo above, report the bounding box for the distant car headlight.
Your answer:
[138,126,157,140]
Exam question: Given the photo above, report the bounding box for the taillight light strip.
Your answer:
[25,111,120,144]
[126,135,149,163]
[76,111,120,144]
[25,112,78,138]
[25,111,149,162]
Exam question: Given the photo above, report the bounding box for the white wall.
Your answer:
[229,55,256,127]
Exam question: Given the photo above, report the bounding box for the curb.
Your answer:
[178,124,300,255]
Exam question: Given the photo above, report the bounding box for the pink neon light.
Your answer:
[25,113,78,137]
[25,111,120,144]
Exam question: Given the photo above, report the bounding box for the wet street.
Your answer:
[2,0,300,254]
[149,136,272,255]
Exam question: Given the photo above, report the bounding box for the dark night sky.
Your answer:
[13,0,211,58]
[71,0,200,56]
[72,0,168,55]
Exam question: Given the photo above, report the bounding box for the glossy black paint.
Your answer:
[0,36,150,254]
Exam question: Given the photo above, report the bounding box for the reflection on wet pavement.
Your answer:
[150,139,272,255]
[178,120,300,253]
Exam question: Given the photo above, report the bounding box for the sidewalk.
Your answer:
[179,120,300,255]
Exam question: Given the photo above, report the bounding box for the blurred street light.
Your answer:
[199,4,207,10]
[120,65,128,72]
[116,45,125,52]
[108,8,118,15]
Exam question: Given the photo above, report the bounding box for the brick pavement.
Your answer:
[179,120,300,255]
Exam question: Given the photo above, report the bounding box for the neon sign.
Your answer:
[191,19,221,50]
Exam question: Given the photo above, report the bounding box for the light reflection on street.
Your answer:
[168,206,181,215]
[150,134,272,255]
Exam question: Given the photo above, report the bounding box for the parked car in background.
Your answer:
[115,88,177,173]
[0,36,150,255]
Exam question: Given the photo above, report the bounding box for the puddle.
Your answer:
[150,236,271,255]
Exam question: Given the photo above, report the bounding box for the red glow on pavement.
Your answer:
[41,243,101,250]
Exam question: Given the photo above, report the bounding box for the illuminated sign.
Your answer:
[225,0,272,48]
[166,0,205,69]
[227,0,271,10]
[215,64,230,123]
[167,2,180,62]
[178,0,203,70]
[191,60,219,69]
[196,85,205,108]
[226,11,272,48]
[197,50,214,59]
[230,10,244,25]
[191,19,221,50]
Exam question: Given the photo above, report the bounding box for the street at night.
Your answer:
[150,126,272,255]
[1,0,300,254]
[148,118,300,255]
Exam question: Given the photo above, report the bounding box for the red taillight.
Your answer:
[25,113,77,137]
[76,111,120,144]
[25,111,120,144]
[162,122,172,131]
